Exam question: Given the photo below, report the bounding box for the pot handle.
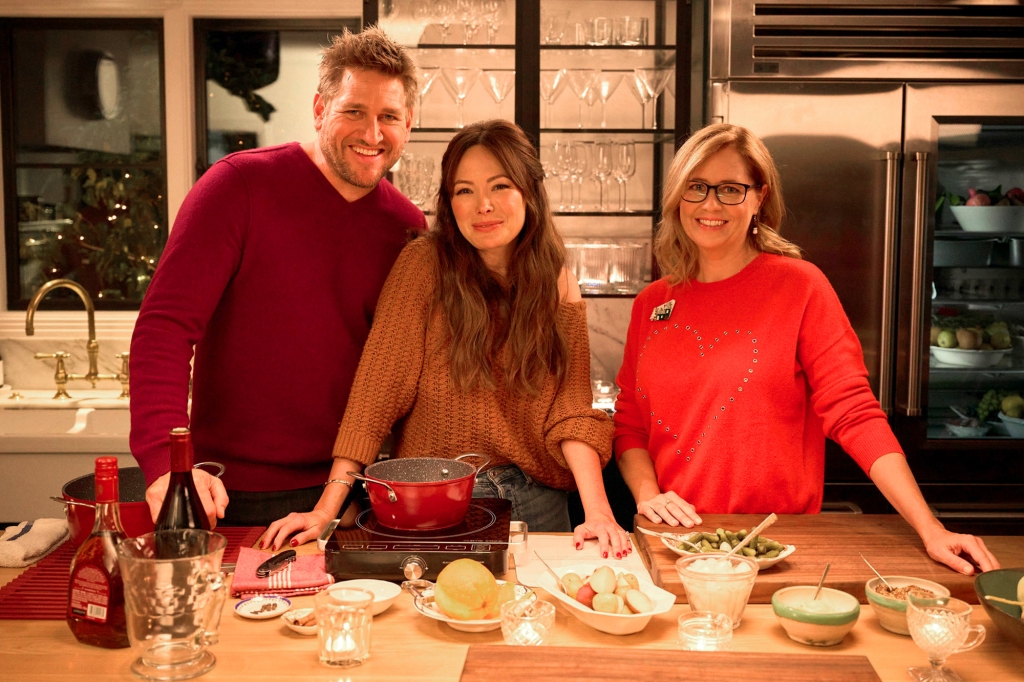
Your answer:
[348,472,398,503]
[193,461,225,478]
[50,496,94,509]
[454,453,490,475]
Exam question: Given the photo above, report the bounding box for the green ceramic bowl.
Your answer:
[974,568,1024,656]
[772,586,860,646]
[864,576,950,635]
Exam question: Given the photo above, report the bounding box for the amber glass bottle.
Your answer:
[66,456,130,648]
[155,427,210,532]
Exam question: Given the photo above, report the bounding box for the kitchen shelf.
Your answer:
[929,355,1024,376]
[540,45,676,51]
[935,229,1024,238]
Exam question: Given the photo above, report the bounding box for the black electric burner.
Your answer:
[324,498,523,582]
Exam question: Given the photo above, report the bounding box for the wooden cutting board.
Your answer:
[459,644,882,681]
[633,514,1010,604]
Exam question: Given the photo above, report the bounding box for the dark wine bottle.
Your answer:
[155,427,210,532]
[66,457,130,648]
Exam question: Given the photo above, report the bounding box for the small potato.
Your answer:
[589,566,617,594]
[619,572,640,591]
[614,583,631,600]
[561,572,584,599]
[592,593,623,614]
[625,589,653,614]
[617,601,630,614]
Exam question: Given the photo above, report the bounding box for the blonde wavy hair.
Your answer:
[654,123,801,283]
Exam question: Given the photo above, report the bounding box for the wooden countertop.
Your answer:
[1,530,1021,681]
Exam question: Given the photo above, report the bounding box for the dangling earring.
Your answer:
[751,215,759,235]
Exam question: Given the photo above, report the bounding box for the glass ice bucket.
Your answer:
[116,530,228,681]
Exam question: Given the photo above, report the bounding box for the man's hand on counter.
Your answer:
[145,470,229,529]
[921,526,1000,576]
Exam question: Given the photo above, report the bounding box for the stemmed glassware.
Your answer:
[541,10,569,45]
[482,0,508,44]
[624,71,654,129]
[539,69,568,129]
[551,140,574,211]
[594,71,624,128]
[433,0,458,44]
[457,0,484,44]
[482,70,515,120]
[415,67,440,128]
[567,141,589,211]
[612,141,636,212]
[906,594,986,682]
[566,69,599,129]
[441,67,481,128]
[634,67,674,129]
[591,140,614,212]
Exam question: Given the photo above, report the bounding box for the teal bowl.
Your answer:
[772,586,860,646]
[974,568,1024,656]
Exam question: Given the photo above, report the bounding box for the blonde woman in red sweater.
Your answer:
[613,123,997,575]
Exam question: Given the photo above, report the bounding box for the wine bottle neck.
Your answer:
[169,438,194,472]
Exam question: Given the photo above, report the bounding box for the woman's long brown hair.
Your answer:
[428,120,568,394]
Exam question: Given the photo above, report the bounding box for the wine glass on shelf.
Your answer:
[567,140,589,211]
[441,67,481,128]
[594,71,624,128]
[415,67,440,128]
[482,70,515,120]
[591,140,614,212]
[906,594,986,682]
[482,0,507,44]
[457,0,483,44]
[541,10,570,45]
[612,141,636,212]
[566,69,599,129]
[624,71,653,129]
[551,139,574,211]
[433,0,458,44]
[634,67,674,129]
[539,69,568,129]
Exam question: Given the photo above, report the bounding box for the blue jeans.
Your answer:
[473,465,570,532]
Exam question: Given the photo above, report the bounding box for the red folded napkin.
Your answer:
[231,547,335,599]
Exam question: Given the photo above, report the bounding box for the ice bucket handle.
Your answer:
[200,570,227,646]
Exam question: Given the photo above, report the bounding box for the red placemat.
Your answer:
[0,526,264,620]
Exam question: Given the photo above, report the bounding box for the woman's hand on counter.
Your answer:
[145,469,228,529]
[573,514,632,560]
[262,508,336,551]
[921,526,1000,575]
[637,492,703,528]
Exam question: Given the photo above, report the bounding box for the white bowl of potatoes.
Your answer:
[537,564,675,635]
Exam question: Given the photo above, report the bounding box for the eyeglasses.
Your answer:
[681,182,760,206]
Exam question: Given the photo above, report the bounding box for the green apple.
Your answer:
[937,330,957,348]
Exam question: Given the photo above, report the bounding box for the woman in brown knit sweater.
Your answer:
[264,120,631,559]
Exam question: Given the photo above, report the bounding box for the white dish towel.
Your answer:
[0,519,70,568]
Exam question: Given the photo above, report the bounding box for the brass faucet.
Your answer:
[25,279,121,391]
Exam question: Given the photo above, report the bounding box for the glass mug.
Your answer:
[116,530,228,681]
[906,594,985,682]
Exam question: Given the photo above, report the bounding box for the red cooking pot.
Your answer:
[350,454,489,531]
[53,463,225,548]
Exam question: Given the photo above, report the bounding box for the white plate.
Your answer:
[539,564,675,636]
[945,422,992,438]
[280,607,317,635]
[410,581,533,632]
[660,535,796,569]
[930,346,1008,367]
[234,596,291,620]
[330,579,401,616]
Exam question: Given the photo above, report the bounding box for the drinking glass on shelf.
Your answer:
[440,67,481,128]
[586,17,613,46]
[634,67,674,129]
[551,140,574,211]
[433,0,458,44]
[614,17,649,46]
[539,69,568,128]
[612,141,636,211]
[415,67,439,128]
[624,71,654,129]
[907,595,985,682]
[541,10,570,44]
[482,69,515,120]
[591,140,614,212]
[594,71,624,128]
[457,0,483,44]
[566,69,599,129]
[567,140,589,211]
[481,0,507,44]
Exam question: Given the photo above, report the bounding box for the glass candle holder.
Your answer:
[678,611,733,651]
[500,599,556,646]
[316,587,374,667]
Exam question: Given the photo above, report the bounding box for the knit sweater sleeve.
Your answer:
[331,239,433,465]
[129,160,250,486]
[543,302,615,467]
[612,284,656,457]
[798,268,904,474]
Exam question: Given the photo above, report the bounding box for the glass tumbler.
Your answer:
[500,599,556,646]
[678,611,733,651]
[316,587,375,667]
[674,554,759,629]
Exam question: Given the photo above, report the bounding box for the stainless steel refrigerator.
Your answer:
[707,0,1024,530]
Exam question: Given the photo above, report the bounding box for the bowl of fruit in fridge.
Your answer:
[538,564,675,635]
[944,186,1024,232]
[930,321,1012,367]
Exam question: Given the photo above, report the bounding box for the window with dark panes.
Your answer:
[194,19,361,176]
[1,19,167,310]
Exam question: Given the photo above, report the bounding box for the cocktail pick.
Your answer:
[634,525,701,551]
[533,552,564,593]
[724,513,778,559]
[813,563,831,601]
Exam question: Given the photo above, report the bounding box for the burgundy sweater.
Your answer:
[130,143,426,491]
[614,254,903,514]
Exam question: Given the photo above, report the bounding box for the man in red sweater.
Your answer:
[130,27,426,526]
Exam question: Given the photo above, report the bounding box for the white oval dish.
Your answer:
[410,581,533,633]
[997,412,1024,437]
[235,595,291,620]
[949,205,1024,233]
[659,535,796,569]
[330,579,401,616]
[539,564,675,636]
[930,346,1008,368]
[280,607,317,635]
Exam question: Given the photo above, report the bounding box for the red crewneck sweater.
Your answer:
[613,254,903,514]
[130,143,426,491]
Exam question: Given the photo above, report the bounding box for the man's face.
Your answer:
[313,68,412,195]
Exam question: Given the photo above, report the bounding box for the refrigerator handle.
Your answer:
[907,151,930,417]
[878,151,901,415]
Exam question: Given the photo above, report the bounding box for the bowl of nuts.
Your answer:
[865,576,950,635]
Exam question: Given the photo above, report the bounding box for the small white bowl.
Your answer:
[772,586,860,646]
[865,576,950,635]
[234,595,291,620]
[950,205,1024,233]
[660,535,796,569]
[944,421,992,438]
[930,346,1007,368]
[280,607,317,635]
[538,564,675,636]
[997,412,1024,437]
[330,579,401,616]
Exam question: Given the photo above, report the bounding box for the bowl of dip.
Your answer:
[772,586,860,646]
[675,554,759,629]
[865,576,950,635]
